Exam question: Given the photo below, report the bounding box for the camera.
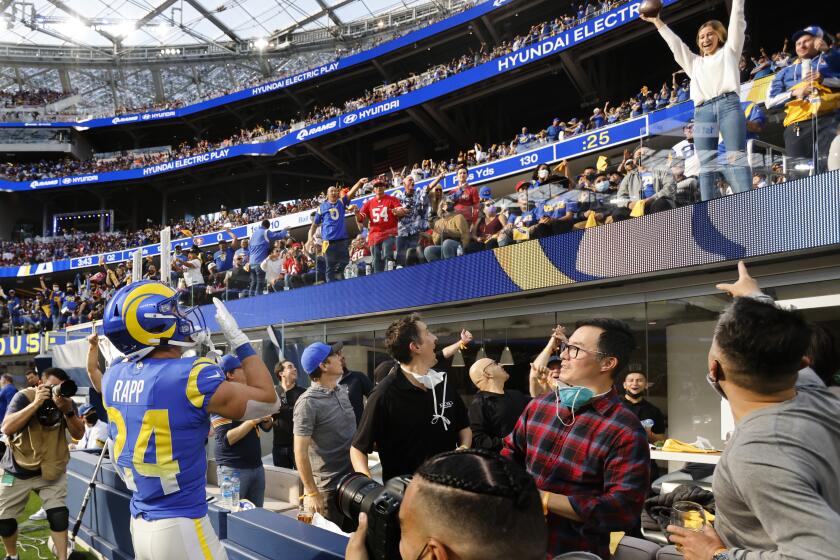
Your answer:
[337,473,411,560]
[36,379,78,427]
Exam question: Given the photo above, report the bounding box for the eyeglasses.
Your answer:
[559,341,608,360]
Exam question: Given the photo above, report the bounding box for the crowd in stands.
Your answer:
[0,1,636,182]
[0,88,73,108]
[0,13,835,336]
[15,0,485,122]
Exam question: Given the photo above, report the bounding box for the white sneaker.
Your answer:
[28,507,46,521]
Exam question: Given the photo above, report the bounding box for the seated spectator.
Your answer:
[498,194,537,245]
[424,200,473,262]
[617,150,677,214]
[69,404,108,451]
[260,246,285,292]
[670,157,700,205]
[345,449,547,560]
[467,358,531,453]
[475,203,507,249]
[224,254,251,299]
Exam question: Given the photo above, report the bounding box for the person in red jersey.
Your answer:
[355,180,405,273]
[451,166,480,225]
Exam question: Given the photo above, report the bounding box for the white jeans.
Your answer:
[130,515,228,560]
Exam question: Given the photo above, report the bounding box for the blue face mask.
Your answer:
[595,181,611,193]
[557,386,595,410]
[554,385,596,427]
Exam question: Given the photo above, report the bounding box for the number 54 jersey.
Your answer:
[103,356,225,520]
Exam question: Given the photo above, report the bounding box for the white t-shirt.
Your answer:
[77,419,109,450]
[672,139,701,178]
[182,258,205,287]
[260,257,284,284]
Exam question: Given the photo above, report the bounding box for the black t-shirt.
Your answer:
[339,369,374,425]
[272,385,306,448]
[212,415,267,469]
[352,368,469,481]
[622,396,666,434]
[468,390,531,453]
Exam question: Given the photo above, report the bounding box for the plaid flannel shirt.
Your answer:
[502,387,649,559]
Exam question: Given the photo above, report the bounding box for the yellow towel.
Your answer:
[597,155,609,172]
[662,438,720,454]
[584,210,598,229]
[630,200,645,218]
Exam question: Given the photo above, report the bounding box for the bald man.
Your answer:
[467,358,531,453]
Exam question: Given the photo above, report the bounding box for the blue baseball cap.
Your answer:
[792,25,824,43]
[479,186,492,200]
[79,404,94,416]
[219,354,242,374]
[301,342,341,375]
[546,355,562,367]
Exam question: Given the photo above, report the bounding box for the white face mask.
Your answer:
[538,169,549,179]
[409,369,445,389]
[406,368,450,430]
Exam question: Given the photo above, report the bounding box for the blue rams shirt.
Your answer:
[103,356,225,520]
[314,196,351,241]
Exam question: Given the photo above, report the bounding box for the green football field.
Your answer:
[6,493,96,560]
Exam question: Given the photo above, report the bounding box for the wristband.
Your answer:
[234,343,256,362]
[541,491,550,516]
[304,491,320,498]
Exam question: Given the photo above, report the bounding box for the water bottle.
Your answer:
[231,472,241,511]
[641,419,655,430]
[456,245,464,257]
[386,260,395,271]
[220,475,233,510]
[365,263,372,276]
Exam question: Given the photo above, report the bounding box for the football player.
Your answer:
[90,280,279,560]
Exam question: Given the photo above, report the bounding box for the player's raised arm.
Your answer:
[86,333,103,393]
[207,298,280,420]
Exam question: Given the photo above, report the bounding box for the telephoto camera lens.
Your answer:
[337,473,411,560]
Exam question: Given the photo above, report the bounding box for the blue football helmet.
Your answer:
[102,280,207,360]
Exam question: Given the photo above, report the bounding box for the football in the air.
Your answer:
[639,0,662,18]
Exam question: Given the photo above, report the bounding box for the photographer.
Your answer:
[0,367,84,560]
[344,449,547,560]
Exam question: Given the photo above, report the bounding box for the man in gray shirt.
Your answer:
[293,342,357,531]
[669,290,840,560]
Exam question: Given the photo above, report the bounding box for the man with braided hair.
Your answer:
[345,449,547,560]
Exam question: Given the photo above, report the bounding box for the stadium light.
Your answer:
[254,37,269,50]
[115,20,136,38]
[66,17,86,35]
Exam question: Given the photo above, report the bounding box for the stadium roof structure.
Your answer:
[0,0,437,53]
